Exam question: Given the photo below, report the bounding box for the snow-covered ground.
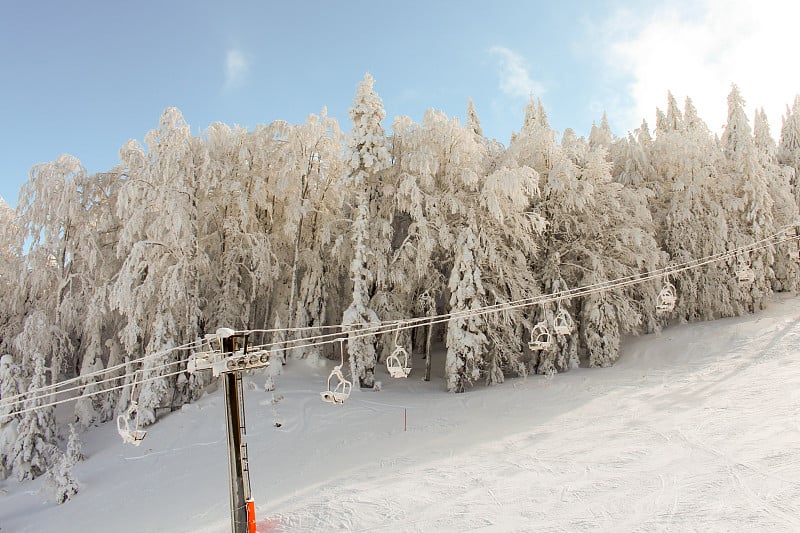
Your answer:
[3,295,800,532]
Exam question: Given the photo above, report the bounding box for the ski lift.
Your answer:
[553,308,574,335]
[528,321,552,351]
[321,339,352,404]
[386,323,411,378]
[656,281,677,313]
[736,254,754,286]
[785,226,800,262]
[117,371,147,446]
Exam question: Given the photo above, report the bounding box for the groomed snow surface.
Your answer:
[2,296,800,532]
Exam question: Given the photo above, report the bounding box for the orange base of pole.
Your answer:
[246,499,256,533]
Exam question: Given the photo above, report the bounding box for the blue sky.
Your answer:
[2,0,798,207]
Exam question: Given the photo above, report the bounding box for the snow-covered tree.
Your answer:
[0,199,23,355]
[342,203,380,388]
[445,226,487,392]
[778,95,800,205]
[754,108,800,291]
[112,108,209,424]
[0,354,23,479]
[722,85,775,312]
[66,423,83,464]
[588,112,613,152]
[274,111,345,359]
[650,95,734,321]
[341,74,391,386]
[466,97,483,137]
[199,122,274,332]
[15,155,87,382]
[11,352,59,481]
[612,131,656,188]
[477,147,545,381]
[45,450,79,504]
[512,99,660,369]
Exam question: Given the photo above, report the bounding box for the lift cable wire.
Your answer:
[2,227,797,416]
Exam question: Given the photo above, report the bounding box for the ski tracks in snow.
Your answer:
[260,306,800,532]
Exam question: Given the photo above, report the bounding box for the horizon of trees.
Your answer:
[2,73,800,489]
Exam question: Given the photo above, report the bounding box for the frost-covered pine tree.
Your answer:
[778,95,800,205]
[11,351,59,481]
[612,131,656,188]
[588,112,613,152]
[576,149,661,366]
[0,353,23,479]
[466,97,483,137]
[754,108,800,292]
[651,95,733,320]
[341,74,391,386]
[478,141,545,381]
[343,202,380,388]
[45,450,79,504]
[392,105,539,385]
[722,85,775,312]
[66,423,83,464]
[445,226,487,392]
[72,352,104,429]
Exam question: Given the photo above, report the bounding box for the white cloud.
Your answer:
[606,0,800,136]
[489,46,545,99]
[224,48,249,89]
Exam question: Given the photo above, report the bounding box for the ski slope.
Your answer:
[2,295,800,532]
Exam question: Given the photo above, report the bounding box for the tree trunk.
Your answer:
[424,322,432,382]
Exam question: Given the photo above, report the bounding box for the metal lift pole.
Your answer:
[188,329,267,533]
[222,335,252,533]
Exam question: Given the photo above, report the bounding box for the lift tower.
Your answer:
[188,328,271,533]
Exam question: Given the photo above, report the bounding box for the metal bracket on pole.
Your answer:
[187,328,271,377]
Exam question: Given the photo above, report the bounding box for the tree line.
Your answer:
[2,74,800,484]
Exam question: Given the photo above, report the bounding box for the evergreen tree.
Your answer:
[45,450,79,504]
[588,112,613,151]
[67,423,84,464]
[722,85,775,312]
[342,74,391,387]
[445,226,487,392]
[778,95,800,205]
[342,203,380,388]
[466,97,483,137]
[755,108,800,291]
[650,94,733,320]
[11,352,59,481]
[0,354,23,479]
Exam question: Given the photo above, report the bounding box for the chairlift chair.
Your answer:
[528,322,552,351]
[736,267,755,286]
[656,281,677,313]
[386,323,412,378]
[736,256,754,286]
[320,365,352,404]
[117,376,147,446]
[784,227,800,261]
[321,340,352,404]
[553,309,574,335]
